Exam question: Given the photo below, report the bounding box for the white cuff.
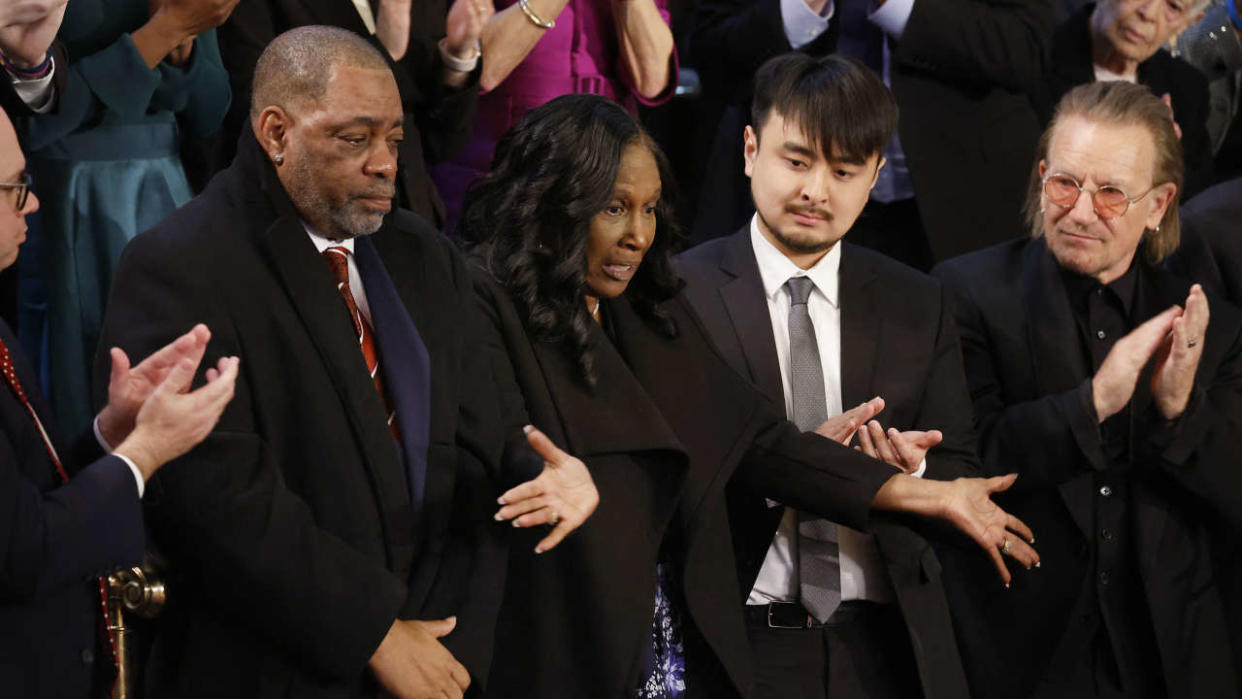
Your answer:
[910,458,927,479]
[868,0,914,40]
[438,37,480,73]
[9,55,55,114]
[94,415,144,498]
[781,0,835,49]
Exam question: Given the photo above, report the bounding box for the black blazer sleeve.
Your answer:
[894,0,1053,93]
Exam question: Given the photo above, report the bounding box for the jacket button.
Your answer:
[1099,571,1111,585]
[1101,528,1113,542]
[81,648,94,664]
[1099,485,1112,497]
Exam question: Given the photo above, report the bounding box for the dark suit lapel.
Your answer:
[839,244,879,409]
[259,215,410,563]
[1022,240,1096,540]
[718,229,785,405]
[530,321,685,461]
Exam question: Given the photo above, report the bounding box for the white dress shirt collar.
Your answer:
[303,223,357,256]
[749,215,841,308]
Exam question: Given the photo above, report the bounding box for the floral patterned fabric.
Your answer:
[636,562,686,698]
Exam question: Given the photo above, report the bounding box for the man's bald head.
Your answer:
[250,25,391,122]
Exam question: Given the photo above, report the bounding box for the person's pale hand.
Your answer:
[168,34,195,65]
[856,420,941,475]
[0,0,66,68]
[813,396,884,445]
[1092,305,1181,421]
[97,323,211,448]
[936,474,1039,585]
[494,425,599,554]
[1151,284,1209,420]
[369,617,470,699]
[154,0,238,40]
[114,352,239,479]
[444,0,492,60]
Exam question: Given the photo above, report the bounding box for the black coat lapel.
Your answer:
[529,317,686,461]
[1022,240,1096,540]
[718,229,785,406]
[243,132,410,563]
[839,244,879,409]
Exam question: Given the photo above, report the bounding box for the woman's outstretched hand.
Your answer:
[494,426,600,553]
[873,473,1039,586]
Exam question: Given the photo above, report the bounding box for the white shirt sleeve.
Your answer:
[910,458,927,479]
[868,0,915,40]
[8,56,56,114]
[94,415,145,498]
[781,0,836,49]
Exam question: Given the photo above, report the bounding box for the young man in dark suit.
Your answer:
[678,53,981,699]
[0,105,239,698]
[935,81,1242,699]
[96,26,593,699]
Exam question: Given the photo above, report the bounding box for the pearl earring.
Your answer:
[273,153,284,165]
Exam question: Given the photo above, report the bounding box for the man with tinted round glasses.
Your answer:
[935,80,1242,699]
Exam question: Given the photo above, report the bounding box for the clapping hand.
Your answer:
[494,426,599,554]
[1151,284,1209,420]
[814,396,884,445]
[0,0,67,68]
[856,421,942,475]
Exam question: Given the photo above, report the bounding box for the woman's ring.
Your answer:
[1001,538,1012,554]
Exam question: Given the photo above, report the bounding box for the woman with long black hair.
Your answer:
[467,94,1036,698]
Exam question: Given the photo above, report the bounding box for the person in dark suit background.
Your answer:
[95,26,593,698]
[467,92,1042,699]
[0,105,240,698]
[203,0,492,226]
[677,53,979,699]
[688,0,1053,265]
[1036,0,1214,198]
[1166,175,1242,306]
[935,81,1242,699]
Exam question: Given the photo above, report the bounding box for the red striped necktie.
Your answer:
[0,336,121,690]
[322,247,402,442]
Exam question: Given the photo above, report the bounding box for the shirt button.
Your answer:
[1101,528,1113,542]
[1099,571,1111,585]
[1099,485,1112,497]
[1097,330,1107,340]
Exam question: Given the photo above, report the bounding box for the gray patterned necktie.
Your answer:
[786,276,842,623]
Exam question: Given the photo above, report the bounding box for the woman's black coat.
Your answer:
[473,273,899,698]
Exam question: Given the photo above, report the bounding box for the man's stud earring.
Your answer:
[273,153,284,165]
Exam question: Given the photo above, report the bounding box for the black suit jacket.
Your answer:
[934,238,1242,699]
[687,0,1050,259]
[1166,176,1242,307]
[95,129,509,697]
[204,0,477,225]
[472,267,902,698]
[676,229,977,699]
[0,319,145,698]
[1037,3,1212,198]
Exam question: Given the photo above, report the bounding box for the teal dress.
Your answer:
[18,0,230,434]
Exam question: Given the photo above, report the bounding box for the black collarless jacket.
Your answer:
[1038,3,1212,198]
[95,129,510,697]
[934,238,1242,699]
[472,268,901,699]
[676,230,978,699]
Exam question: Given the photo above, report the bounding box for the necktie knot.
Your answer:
[786,276,815,306]
[322,246,351,285]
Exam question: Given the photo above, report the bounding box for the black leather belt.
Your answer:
[744,600,885,629]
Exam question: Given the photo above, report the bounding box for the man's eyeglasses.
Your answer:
[0,173,32,211]
[1042,172,1155,220]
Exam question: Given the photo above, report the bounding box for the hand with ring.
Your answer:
[493,425,599,553]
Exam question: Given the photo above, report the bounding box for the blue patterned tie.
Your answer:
[786,277,842,623]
